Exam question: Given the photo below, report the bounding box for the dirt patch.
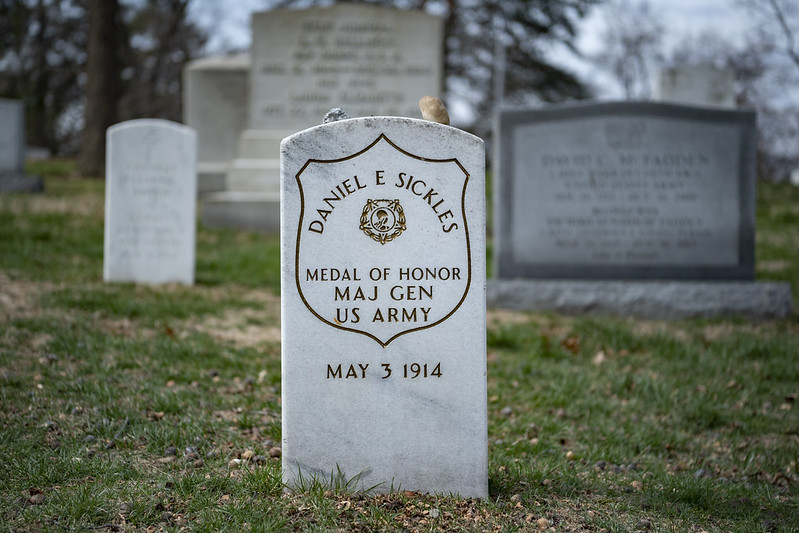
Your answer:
[189,307,281,348]
[758,259,791,273]
[179,286,281,348]
[486,309,530,328]
[1,191,104,217]
[0,272,53,323]
[632,319,692,342]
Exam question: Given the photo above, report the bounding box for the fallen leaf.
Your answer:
[561,336,580,354]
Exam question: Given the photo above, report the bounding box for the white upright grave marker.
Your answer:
[0,98,43,192]
[104,119,197,285]
[281,117,487,498]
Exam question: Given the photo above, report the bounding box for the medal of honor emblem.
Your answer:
[360,199,406,244]
[294,133,471,346]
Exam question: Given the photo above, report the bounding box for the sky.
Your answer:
[188,0,760,102]
[566,0,753,98]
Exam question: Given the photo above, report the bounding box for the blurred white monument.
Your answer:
[654,64,735,108]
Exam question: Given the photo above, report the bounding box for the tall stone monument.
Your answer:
[281,116,487,497]
[183,53,250,194]
[202,4,444,232]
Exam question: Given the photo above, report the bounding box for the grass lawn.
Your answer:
[0,167,797,532]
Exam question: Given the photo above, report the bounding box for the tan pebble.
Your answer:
[241,450,255,461]
[29,493,45,505]
[228,458,242,469]
[592,351,607,365]
[631,480,643,490]
[537,517,549,529]
[419,96,450,125]
[269,446,282,458]
[566,451,575,461]
[510,493,522,502]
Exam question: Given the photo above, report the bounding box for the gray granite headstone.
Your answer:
[495,101,757,280]
[0,98,43,193]
[104,119,197,285]
[280,116,487,497]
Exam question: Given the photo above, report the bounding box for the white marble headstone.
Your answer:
[280,117,487,498]
[104,119,197,285]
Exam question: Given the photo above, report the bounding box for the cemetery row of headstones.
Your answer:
[4,2,791,500]
[99,111,489,496]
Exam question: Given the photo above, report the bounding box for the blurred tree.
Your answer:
[78,0,122,177]
[591,0,664,99]
[0,0,206,173]
[119,0,206,122]
[0,0,87,154]
[273,0,599,136]
[742,0,799,74]
[668,29,799,181]
[738,0,799,179]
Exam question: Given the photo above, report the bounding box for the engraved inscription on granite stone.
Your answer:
[281,117,487,498]
[495,102,756,279]
[251,5,442,130]
[104,120,197,285]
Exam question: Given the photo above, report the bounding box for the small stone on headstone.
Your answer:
[419,96,450,125]
[322,108,350,124]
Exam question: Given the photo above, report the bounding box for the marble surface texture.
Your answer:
[280,117,487,498]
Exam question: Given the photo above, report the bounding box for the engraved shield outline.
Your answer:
[294,133,472,347]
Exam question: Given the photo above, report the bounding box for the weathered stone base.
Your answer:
[0,174,44,193]
[487,280,793,320]
[197,162,227,195]
[200,191,280,233]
